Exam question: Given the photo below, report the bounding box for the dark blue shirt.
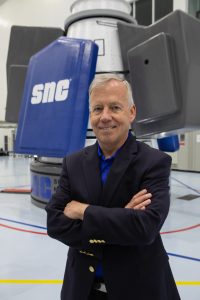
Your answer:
[95,140,128,278]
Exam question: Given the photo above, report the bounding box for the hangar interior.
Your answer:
[0,0,200,300]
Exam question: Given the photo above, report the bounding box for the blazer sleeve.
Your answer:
[45,157,83,248]
[81,154,172,247]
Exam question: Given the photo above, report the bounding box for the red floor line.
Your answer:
[1,222,200,236]
[0,188,31,194]
[161,223,200,234]
[0,223,47,235]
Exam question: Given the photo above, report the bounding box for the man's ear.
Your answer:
[130,105,136,123]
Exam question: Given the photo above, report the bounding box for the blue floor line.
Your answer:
[0,217,46,230]
[168,252,200,262]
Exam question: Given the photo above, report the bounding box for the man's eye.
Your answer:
[92,107,103,113]
[111,105,122,112]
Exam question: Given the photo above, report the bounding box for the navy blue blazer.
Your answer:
[46,135,180,300]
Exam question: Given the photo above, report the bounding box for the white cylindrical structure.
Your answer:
[65,0,136,73]
[67,18,125,72]
[71,0,132,14]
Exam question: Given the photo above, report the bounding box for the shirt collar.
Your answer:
[97,132,131,161]
[97,144,117,161]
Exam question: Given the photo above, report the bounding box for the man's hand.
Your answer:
[64,201,89,220]
[125,189,152,210]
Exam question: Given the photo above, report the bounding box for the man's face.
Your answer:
[90,79,136,154]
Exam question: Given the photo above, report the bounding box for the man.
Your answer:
[46,74,180,300]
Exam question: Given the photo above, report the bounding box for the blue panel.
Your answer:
[157,135,180,152]
[31,173,53,203]
[15,37,98,157]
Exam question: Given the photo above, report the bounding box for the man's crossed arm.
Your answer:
[64,189,152,220]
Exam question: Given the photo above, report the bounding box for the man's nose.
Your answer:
[100,107,112,121]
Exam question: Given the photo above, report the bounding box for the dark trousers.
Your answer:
[88,289,108,300]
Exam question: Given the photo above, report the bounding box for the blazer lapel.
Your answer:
[82,142,102,205]
[101,135,138,207]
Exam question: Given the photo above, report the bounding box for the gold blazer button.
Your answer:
[89,266,95,273]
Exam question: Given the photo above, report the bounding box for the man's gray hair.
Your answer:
[89,73,134,108]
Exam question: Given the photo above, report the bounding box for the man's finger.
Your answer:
[132,189,147,199]
[130,193,152,205]
[133,199,151,209]
[125,198,151,209]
